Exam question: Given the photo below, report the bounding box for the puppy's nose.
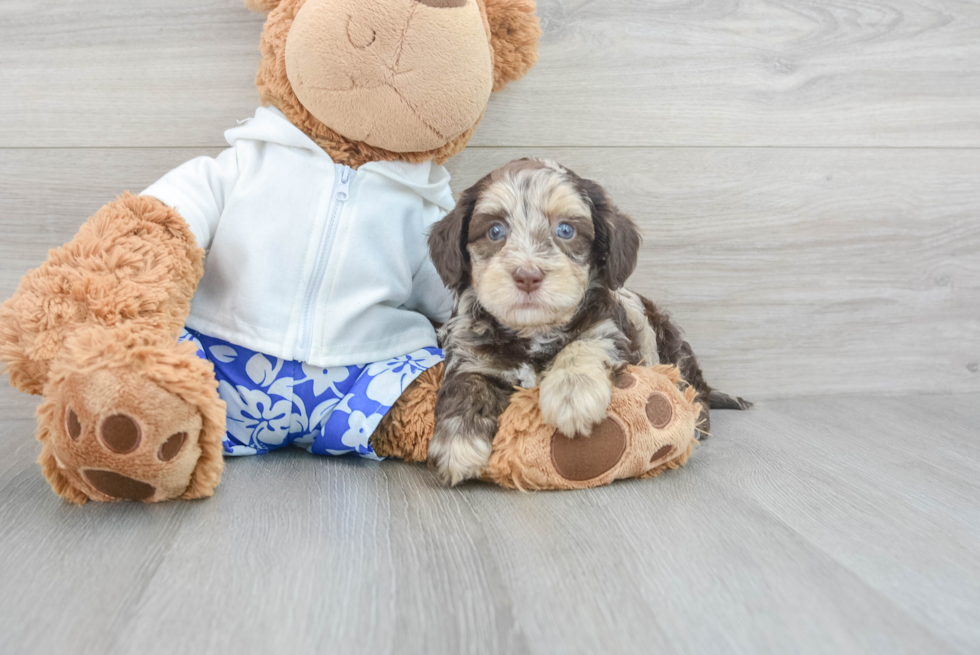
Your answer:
[513,268,545,293]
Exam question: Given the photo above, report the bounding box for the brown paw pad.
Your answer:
[613,371,636,389]
[82,469,156,501]
[100,414,141,454]
[66,408,82,440]
[158,432,187,462]
[650,444,675,463]
[646,392,673,429]
[551,418,627,482]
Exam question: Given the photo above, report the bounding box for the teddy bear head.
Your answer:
[245,0,541,168]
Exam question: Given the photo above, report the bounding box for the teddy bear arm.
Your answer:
[0,193,204,395]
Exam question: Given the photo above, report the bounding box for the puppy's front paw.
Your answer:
[427,427,493,487]
[539,370,612,437]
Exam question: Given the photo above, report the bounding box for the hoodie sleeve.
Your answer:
[141,147,240,251]
[405,255,454,324]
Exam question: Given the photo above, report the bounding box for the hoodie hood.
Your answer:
[226,107,455,212]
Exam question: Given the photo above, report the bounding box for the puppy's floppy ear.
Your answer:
[484,0,542,92]
[428,180,484,292]
[244,0,281,12]
[582,179,641,290]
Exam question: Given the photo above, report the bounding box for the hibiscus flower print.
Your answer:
[185,327,444,459]
[299,363,352,398]
[219,380,293,449]
[341,410,383,452]
[364,348,443,405]
[246,353,285,388]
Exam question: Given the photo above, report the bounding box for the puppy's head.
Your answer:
[429,159,641,330]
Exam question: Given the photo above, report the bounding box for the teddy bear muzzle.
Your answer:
[284,0,494,152]
[415,0,468,7]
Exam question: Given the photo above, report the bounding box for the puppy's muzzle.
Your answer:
[513,268,545,293]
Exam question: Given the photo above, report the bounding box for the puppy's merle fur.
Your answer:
[426,159,749,486]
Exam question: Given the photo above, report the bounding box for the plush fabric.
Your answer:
[486,366,700,490]
[37,327,227,504]
[245,0,282,11]
[0,194,226,503]
[285,0,494,153]
[0,194,203,396]
[252,0,540,167]
[484,0,541,91]
[373,363,445,463]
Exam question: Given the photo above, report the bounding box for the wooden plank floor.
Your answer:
[1,384,978,655]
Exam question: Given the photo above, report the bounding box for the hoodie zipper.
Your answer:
[295,164,354,361]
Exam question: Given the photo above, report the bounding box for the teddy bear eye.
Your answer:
[555,222,575,240]
[487,223,507,242]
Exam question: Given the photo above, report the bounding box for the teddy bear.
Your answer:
[0,0,700,503]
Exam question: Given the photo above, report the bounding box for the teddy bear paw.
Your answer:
[549,368,695,483]
[41,366,206,502]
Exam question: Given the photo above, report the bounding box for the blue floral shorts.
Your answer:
[179,328,444,459]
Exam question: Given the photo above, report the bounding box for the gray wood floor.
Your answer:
[1,384,978,655]
[1,1,979,653]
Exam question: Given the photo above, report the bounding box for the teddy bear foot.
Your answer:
[372,363,444,462]
[485,365,701,490]
[42,369,201,502]
[35,332,226,503]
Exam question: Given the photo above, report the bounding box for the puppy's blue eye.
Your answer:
[488,224,507,241]
[555,222,575,240]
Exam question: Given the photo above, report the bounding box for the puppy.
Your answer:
[426,159,749,486]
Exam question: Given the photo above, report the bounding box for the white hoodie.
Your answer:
[143,107,455,368]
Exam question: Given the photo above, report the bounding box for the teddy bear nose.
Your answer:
[513,268,545,293]
[415,0,468,7]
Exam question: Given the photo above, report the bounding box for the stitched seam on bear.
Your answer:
[389,85,452,141]
[393,2,419,70]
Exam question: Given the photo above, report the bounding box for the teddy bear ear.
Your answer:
[244,0,282,12]
[484,0,542,92]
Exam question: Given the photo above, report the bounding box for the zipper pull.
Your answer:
[336,167,354,202]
